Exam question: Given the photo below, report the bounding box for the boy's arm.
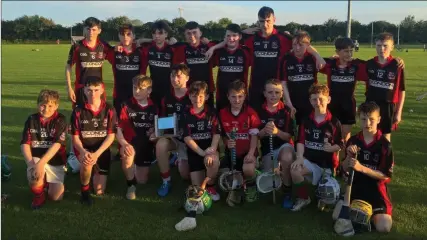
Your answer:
[204,41,226,60]
[210,134,221,152]
[209,115,222,152]
[296,122,306,159]
[65,44,77,102]
[37,118,68,166]
[184,136,205,157]
[72,135,86,155]
[248,134,258,156]
[94,108,117,157]
[394,69,406,125]
[36,143,62,167]
[93,134,115,158]
[307,45,326,70]
[20,118,33,165]
[21,144,33,166]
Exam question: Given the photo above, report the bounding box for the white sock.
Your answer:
[163,177,171,184]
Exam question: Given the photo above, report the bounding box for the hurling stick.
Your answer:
[334,152,357,237]
[270,134,276,204]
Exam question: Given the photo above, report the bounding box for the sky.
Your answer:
[2,1,427,27]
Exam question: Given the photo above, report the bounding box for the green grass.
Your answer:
[2,44,427,240]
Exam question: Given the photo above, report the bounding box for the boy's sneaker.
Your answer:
[126,185,136,200]
[157,181,171,197]
[80,191,93,206]
[206,186,220,201]
[245,185,258,203]
[291,197,311,212]
[282,194,293,209]
[31,192,46,210]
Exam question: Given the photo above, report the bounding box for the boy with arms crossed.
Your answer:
[256,79,295,207]
[181,81,221,201]
[155,64,192,197]
[334,102,394,233]
[71,77,117,205]
[116,75,158,200]
[21,90,68,209]
[289,84,344,211]
[218,81,261,203]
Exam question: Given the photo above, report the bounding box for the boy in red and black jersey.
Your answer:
[319,37,367,143]
[116,75,158,200]
[211,24,251,110]
[256,79,295,206]
[21,90,68,209]
[66,17,113,107]
[104,24,144,115]
[289,84,343,212]
[181,81,221,201]
[173,21,216,108]
[218,81,260,202]
[71,76,117,205]
[360,33,405,142]
[338,101,394,233]
[279,31,324,125]
[140,20,176,107]
[155,64,192,197]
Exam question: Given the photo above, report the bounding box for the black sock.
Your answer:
[187,210,196,218]
[127,177,136,187]
[283,185,292,195]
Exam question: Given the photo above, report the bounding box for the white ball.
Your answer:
[410,109,414,113]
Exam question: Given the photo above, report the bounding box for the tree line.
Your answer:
[2,15,426,44]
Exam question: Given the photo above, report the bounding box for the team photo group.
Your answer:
[21,5,405,236]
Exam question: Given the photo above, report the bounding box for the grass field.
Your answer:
[1,44,427,240]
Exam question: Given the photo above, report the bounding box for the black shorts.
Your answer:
[376,102,396,134]
[219,151,244,171]
[131,137,155,167]
[329,99,356,125]
[187,150,206,172]
[352,186,393,216]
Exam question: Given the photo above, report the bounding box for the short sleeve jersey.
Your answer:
[297,111,344,170]
[256,101,295,156]
[71,101,117,149]
[218,106,261,157]
[118,98,158,142]
[182,106,221,151]
[21,112,67,166]
[160,89,192,141]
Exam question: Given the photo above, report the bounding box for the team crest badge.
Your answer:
[278,119,285,127]
[200,48,206,54]
[103,119,108,127]
[97,52,104,59]
[349,67,356,74]
[243,122,248,129]
[133,56,139,62]
[237,56,243,64]
[306,64,314,72]
[272,41,278,49]
[164,53,171,60]
[388,72,395,80]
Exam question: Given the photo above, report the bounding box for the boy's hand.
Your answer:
[264,121,278,135]
[244,153,256,164]
[67,87,76,103]
[80,150,93,165]
[33,162,45,181]
[201,37,210,45]
[204,154,215,167]
[122,143,135,157]
[323,138,334,152]
[346,145,358,158]
[316,57,326,70]
[115,45,124,53]
[395,57,405,69]
[197,148,206,157]
[393,111,402,125]
[347,158,363,172]
[291,156,304,170]
[205,147,216,155]
[227,139,236,149]
[89,152,99,164]
[289,106,297,119]
[204,47,215,60]
[168,37,177,45]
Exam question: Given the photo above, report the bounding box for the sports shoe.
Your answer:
[244,185,258,203]
[80,191,93,206]
[175,217,197,231]
[291,197,311,212]
[31,192,46,210]
[126,185,136,200]
[157,181,171,197]
[206,186,220,201]
[282,194,293,209]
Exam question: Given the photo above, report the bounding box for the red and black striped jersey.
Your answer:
[173,42,216,92]
[256,101,294,156]
[182,106,221,151]
[105,44,144,99]
[67,38,112,89]
[218,106,261,157]
[362,56,405,104]
[244,29,292,89]
[279,52,318,104]
[346,130,394,194]
[71,101,117,149]
[297,111,344,170]
[213,45,251,91]
[320,58,366,103]
[21,112,67,166]
[141,42,175,93]
[119,98,158,142]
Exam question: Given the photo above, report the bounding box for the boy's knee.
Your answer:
[156,138,170,152]
[279,150,294,167]
[374,215,392,233]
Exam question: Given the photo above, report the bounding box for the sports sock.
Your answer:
[81,184,90,193]
[293,181,308,199]
[160,171,171,183]
[283,184,292,195]
[31,185,44,197]
[127,177,137,187]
